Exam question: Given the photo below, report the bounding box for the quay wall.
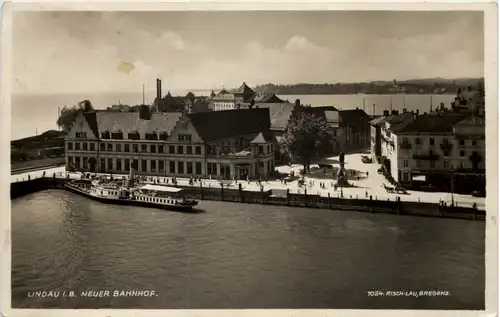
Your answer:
[10,178,485,221]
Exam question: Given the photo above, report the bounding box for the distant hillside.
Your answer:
[255,78,484,95]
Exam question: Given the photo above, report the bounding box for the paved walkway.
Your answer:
[12,153,485,210]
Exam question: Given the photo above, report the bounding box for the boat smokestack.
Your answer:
[128,166,136,188]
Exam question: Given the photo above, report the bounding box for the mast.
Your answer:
[389,96,393,112]
[430,96,433,112]
[363,98,366,112]
[142,84,145,105]
[372,104,376,116]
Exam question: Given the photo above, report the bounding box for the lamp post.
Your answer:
[451,164,455,206]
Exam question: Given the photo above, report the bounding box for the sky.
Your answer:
[12,11,484,94]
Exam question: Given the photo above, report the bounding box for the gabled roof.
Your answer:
[250,131,275,144]
[393,113,469,134]
[254,93,285,103]
[338,109,370,125]
[188,108,270,142]
[254,102,295,130]
[81,111,182,138]
[233,82,255,96]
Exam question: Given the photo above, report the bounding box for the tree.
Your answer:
[279,112,332,174]
[56,100,94,132]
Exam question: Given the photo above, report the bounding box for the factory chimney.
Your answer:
[156,78,162,100]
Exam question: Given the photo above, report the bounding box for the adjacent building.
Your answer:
[65,108,277,180]
[211,83,257,111]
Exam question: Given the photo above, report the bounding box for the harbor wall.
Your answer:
[10,178,485,221]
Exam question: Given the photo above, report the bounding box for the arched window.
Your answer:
[101,131,110,139]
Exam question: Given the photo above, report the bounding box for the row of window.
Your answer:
[69,156,204,175]
[76,131,193,142]
[401,137,482,147]
[138,195,175,205]
[68,142,203,155]
[402,152,481,169]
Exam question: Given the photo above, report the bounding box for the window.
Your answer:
[159,132,168,140]
[68,142,73,150]
[100,158,105,171]
[416,160,421,167]
[459,139,465,146]
[403,160,408,167]
[195,146,201,155]
[128,132,140,140]
[403,172,409,182]
[187,146,192,155]
[75,132,87,139]
[146,133,158,140]
[116,160,122,171]
[107,144,113,152]
[75,143,81,150]
[111,132,123,140]
[444,160,449,169]
[101,131,110,139]
[90,143,95,151]
[158,145,164,153]
[83,143,88,151]
[429,138,435,146]
[151,160,156,171]
[415,138,421,145]
[195,162,202,174]
[116,144,122,152]
[100,143,105,151]
[169,161,176,173]
[107,158,113,170]
[259,146,264,154]
[472,140,477,146]
[141,144,147,153]
[178,134,192,142]
[125,159,130,170]
[141,160,147,172]
[150,145,156,153]
[177,146,184,154]
[83,158,88,169]
[132,144,138,153]
[178,161,184,174]
[259,161,264,168]
[430,161,435,168]
[159,160,165,172]
[187,162,193,174]
[443,150,450,157]
[132,160,138,170]
[169,145,175,154]
[460,150,466,157]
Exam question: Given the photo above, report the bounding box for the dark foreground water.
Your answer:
[11,190,485,309]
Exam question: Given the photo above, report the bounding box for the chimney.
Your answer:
[416,109,419,115]
[394,110,399,115]
[156,78,162,100]
[440,102,445,111]
[383,110,389,117]
[295,99,301,107]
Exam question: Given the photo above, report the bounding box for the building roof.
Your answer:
[212,93,236,101]
[393,113,469,134]
[338,109,370,126]
[254,93,285,103]
[188,108,270,142]
[254,102,295,130]
[233,82,255,96]
[369,115,387,126]
[140,184,183,193]
[83,111,182,138]
[250,131,275,144]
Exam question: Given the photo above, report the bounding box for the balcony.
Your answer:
[399,142,412,150]
[440,142,453,151]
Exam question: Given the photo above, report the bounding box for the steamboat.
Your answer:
[64,167,199,212]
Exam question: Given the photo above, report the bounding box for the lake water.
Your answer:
[11,93,455,140]
[11,189,485,309]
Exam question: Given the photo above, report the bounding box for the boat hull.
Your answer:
[64,184,200,213]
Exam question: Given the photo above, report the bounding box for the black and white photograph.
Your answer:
[2,1,498,315]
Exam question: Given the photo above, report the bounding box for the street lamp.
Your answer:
[450,163,455,206]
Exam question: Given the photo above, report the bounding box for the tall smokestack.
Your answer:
[156,78,162,100]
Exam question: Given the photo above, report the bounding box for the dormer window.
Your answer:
[101,131,110,139]
[128,131,140,140]
[111,131,123,139]
[159,132,168,140]
[146,132,158,140]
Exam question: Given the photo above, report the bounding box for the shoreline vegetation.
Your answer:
[254,77,484,95]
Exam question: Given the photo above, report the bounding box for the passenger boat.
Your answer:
[64,169,199,212]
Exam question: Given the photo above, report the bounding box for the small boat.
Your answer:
[65,176,199,213]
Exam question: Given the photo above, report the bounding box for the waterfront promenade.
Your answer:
[11,153,485,210]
